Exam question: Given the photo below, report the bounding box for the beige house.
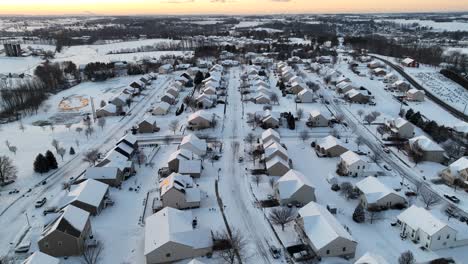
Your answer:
[385,118,414,139]
[38,205,92,257]
[161,93,176,105]
[397,205,457,250]
[187,111,212,130]
[152,102,170,116]
[356,176,406,209]
[67,179,110,215]
[296,202,357,259]
[344,89,369,104]
[339,151,368,177]
[406,89,425,102]
[262,128,280,143]
[440,157,468,185]
[167,149,194,172]
[266,156,290,176]
[316,136,348,157]
[297,89,314,103]
[275,170,316,205]
[144,208,213,264]
[264,142,289,162]
[22,251,60,264]
[159,173,201,209]
[138,116,159,134]
[308,110,330,127]
[408,136,446,163]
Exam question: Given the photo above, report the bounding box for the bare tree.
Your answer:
[269,177,276,189]
[371,111,381,119]
[398,251,415,264]
[19,122,25,132]
[76,127,83,134]
[169,120,179,135]
[97,118,106,130]
[83,149,99,166]
[215,229,248,264]
[81,241,104,264]
[51,139,60,152]
[296,108,304,120]
[85,127,94,139]
[363,114,376,125]
[340,182,354,199]
[299,130,310,142]
[269,207,296,231]
[244,133,255,149]
[65,123,73,131]
[57,147,66,161]
[357,109,364,119]
[355,136,364,150]
[252,174,261,186]
[420,186,441,209]
[0,155,18,184]
[270,93,279,105]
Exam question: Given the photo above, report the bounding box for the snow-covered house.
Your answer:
[161,93,176,105]
[392,80,411,92]
[315,136,348,157]
[401,58,418,68]
[372,68,387,76]
[261,112,280,128]
[152,102,170,116]
[98,148,135,178]
[406,89,425,102]
[408,136,446,163]
[255,92,271,104]
[167,86,180,98]
[266,156,290,176]
[159,173,201,209]
[344,89,370,104]
[308,110,330,127]
[296,202,357,258]
[297,89,314,103]
[159,64,174,74]
[355,176,406,209]
[96,103,119,118]
[179,159,202,178]
[144,208,213,264]
[81,167,124,187]
[180,134,207,156]
[196,94,214,109]
[67,179,110,215]
[202,86,217,95]
[440,157,468,186]
[130,80,146,90]
[397,205,457,250]
[22,251,60,264]
[383,73,398,83]
[167,149,194,172]
[367,61,382,69]
[335,76,350,85]
[262,128,280,143]
[385,118,415,139]
[187,111,212,130]
[354,252,389,264]
[264,142,288,162]
[289,81,307,94]
[138,116,159,134]
[336,82,355,94]
[339,151,368,177]
[38,205,92,257]
[274,170,316,205]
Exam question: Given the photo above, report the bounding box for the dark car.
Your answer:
[444,194,460,204]
[35,197,47,208]
[269,246,281,259]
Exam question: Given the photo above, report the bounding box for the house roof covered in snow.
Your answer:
[345,89,364,98]
[179,160,202,175]
[144,207,212,255]
[407,88,425,95]
[276,170,315,200]
[188,110,211,122]
[340,151,364,166]
[298,202,355,251]
[354,252,389,264]
[449,157,468,177]
[397,205,453,235]
[22,251,60,264]
[264,142,288,159]
[266,155,289,169]
[154,102,170,111]
[43,205,90,238]
[402,58,415,65]
[262,128,280,142]
[180,134,207,155]
[409,135,444,152]
[387,117,410,129]
[317,135,343,150]
[356,176,402,204]
[67,179,109,208]
[160,173,194,196]
[85,167,119,181]
[309,110,330,120]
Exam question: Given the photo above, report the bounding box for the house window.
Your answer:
[326,250,330,255]
[166,253,171,258]
[427,235,430,240]
[58,241,63,246]
[342,247,346,252]
[357,166,360,170]
[363,166,365,169]
[438,236,441,240]
[447,235,450,239]
[44,242,49,248]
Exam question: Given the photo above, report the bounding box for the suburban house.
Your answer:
[367,61,382,69]
[385,118,415,139]
[196,94,214,109]
[255,92,271,104]
[130,80,145,90]
[22,251,60,264]
[406,88,425,102]
[296,202,357,259]
[38,205,92,257]
[262,128,280,143]
[266,156,290,176]
[408,136,446,163]
[401,58,418,68]
[66,179,110,215]
[261,112,280,128]
[110,93,131,108]
[354,252,389,264]
[338,151,368,177]
[81,167,124,187]
[187,111,212,130]
[152,102,171,116]
[290,81,307,94]
[161,93,176,105]
[178,160,203,178]
[159,173,201,209]
[274,170,316,205]
[202,86,216,96]
[167,149,195,172]
[167,86,180,98]
[384,73,398,83]
[372,68,387,76]
[98,148,135,179]
[344,89,370,104]
[397,205,457,250]
[180,134,207,156]
[144,207,213,264]
[159,64,174,74]
[264,142,289,162]
[297,89,314,103]
[355,176,406,209]
[336,82,355,94]
[316,136,348,157]
[440,157,468,186]
[308,110,330,127]
[335,76,350,85]
[138,116,159,134]
[96,103,119,118]
[393,80,411,92]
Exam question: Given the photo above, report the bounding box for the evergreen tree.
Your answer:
[45,150,58,170]
[353,204,366,223]
[405,108,414,120]
[194,71,204,86]
[69,147,76,155]
[33,154,49,174]
[204,72,211,79]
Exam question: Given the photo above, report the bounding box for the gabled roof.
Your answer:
[340,151,364,166]
[144,207,212,255]
[309,110,329,120]
[188,110,211,122]
[168,149,193,163]
[345,89,364,98]
[85,167,119,181]
[42,205,90,238]
[397,205,453,235]
[402,58,415,64]
[179,160,202,175]
[276,170,315,200]
[356,176,403,204]
[266,156,289,170]
[160,173,194,196]
[265,142,288,159]
[261,128,280,142]
[298,202,355,251]
[180,134,207,155]
[354,252,389,264]
[22,251,60,264]
[317,135,343,150]
[154,102,170,111]
[449,157,468,177]
[387,117,410,129]
[409,135,444,152]
[68,179,109,208]
[407,88,425,95]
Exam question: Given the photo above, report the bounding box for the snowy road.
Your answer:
[0,76,172,257]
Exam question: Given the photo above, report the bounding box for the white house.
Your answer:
[385,118,415,139]
[264,142,288,162]
[297,89,314,103]
[397,205,457,250]
[144,208,213,264]
[266,156,290,176]
[262,128,280,143]
[408,135,446,163]
[187,111,212,130]
[275,170,316,205]
[308,110,330,127]
[406,89,425,102]
[180,134,207,156]
[167,149,194,172]
[339,151,368,177]
[152,102,171,116]
[356,176,406,209]
[297,202,357,258]
[384,73,398,83]
[66,179,110,215]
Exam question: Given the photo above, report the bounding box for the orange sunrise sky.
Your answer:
[0,0,467,15]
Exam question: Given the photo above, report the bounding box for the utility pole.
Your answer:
[25,212,30,228]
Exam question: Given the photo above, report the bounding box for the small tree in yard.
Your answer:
[81,240,104,264]
[355,135,364,150]
[269,207,296,231]
[299,130,310,142]
[169,120,179,135]
[69,147,76,155]
[352,204,365,223]
[357,109,364,119]
[363,114,376,125]
[57,147,66,161]
[269,177,276,189]
[0,155,18,184]
[76,127,83,134]
[51,139,60,152]
[244,133,255,149]
[340,182,354,199]
[270,93,279,105]
[83,149,99,166]
[85,127,94,139]
[252,174,261,186]
[398,250,415,264]
[420,186,441,209]
[45,150,58,169]
[33,154,49,174]
[98,118,106,130]
[296,108,304,120]
[215,229,248,264]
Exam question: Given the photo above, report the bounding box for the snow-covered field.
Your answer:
[376,19,468,32]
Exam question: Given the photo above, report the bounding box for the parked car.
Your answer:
[383,165,392,171]
[14,241,31,253]
[43,207,58,216]
[269,246,281,259]
[35,197,47,208]
[444,194,460,204]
